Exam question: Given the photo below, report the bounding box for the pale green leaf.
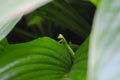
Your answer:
[88,0,120,80]
[0,0,51,41]
[0,17,21,41]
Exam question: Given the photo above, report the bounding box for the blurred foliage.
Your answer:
[90,0,100,6]
[7,0,95,45]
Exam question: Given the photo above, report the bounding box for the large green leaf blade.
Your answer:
[88,0,120,80]
[0,0,51,41]
[0,37,72,80]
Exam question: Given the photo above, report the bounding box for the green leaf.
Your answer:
[0,0,51,41]
[27,16,43,26]
[88,0,120,80]
[69,38,89,80]
[0,37,72,80]
[0,36,89,80]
